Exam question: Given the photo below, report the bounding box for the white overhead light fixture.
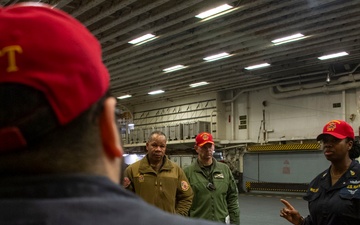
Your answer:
[271,33,306,45]
[117,94,132,99]
[195,4,233,19]
[163,65,187,73]
[203,52,231,62]
[245,63,271,70]
[318,51,349,60]
[128,33,157,45]
[189,81,209,88]
[148,90,164,95]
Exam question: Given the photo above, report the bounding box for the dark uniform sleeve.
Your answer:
[226,167,240,225]
[123,165,135,192]
[175,167,194,216]
[302,215,314,225]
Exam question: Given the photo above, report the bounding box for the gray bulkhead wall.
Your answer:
[227,88,359,142]
[127,86,360,190]
[243,151,329,186]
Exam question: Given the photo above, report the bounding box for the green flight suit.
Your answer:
[184,158,240,224]
[124,155,193,216]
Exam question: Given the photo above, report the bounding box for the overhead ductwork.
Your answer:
[269,63,360,99]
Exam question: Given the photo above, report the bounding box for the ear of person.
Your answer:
[99,97,123,158]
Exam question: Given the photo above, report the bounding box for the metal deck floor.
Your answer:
[239,193,309,225]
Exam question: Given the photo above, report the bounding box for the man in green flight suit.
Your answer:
[184,132,240,224]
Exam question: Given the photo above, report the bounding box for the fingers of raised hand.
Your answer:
[280,208,290,217]
[280,198,294,210]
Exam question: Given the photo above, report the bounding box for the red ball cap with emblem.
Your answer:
[0,3,109,151]
[316,120,355,141]
[0,3,109,125]
[195,132,214,147]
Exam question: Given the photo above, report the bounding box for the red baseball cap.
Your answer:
[316,120,355,141]
[195,132,214,147]
[0,3,109,151]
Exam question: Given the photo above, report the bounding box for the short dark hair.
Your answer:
[147,131,167,142]
[347,137,360,159]
[0,84,107,175]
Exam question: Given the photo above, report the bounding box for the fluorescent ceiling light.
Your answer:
[190,81,209,88]
[203,52,231,62]
[195,4,233,19]
[128,34,156,45]
[271,33,306,45]
[148,90,164,95]
[163,65,187,73]
[245,63,271,70]
[117,94,132,99]
[318,51,349,60]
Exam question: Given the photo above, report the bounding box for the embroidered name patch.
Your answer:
[214,173,224,179]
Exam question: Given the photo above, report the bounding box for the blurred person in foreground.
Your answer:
[280,120,360,225]
[184,132,240,224]
[123,131,193,216]
[0,3,224,225]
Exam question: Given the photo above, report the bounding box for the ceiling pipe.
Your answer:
[215,67,360,103]
[276,64,360,92]
[220,70,333,103]
[269,80,360,99]
[276,73,360,92]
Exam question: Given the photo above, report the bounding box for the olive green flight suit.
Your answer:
[184,158,240,224]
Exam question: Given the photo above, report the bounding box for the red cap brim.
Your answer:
[198,141,214,147]
[316,132,347,141]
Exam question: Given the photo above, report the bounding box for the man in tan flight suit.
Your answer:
[123,131,193,216]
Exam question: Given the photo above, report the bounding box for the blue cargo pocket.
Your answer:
[339,185,360,221]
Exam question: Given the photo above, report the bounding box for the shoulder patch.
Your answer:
[123,177,131,188]
[181,180,190,191]
[138,174,144,182]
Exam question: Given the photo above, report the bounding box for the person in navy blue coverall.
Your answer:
[280,120,360,225]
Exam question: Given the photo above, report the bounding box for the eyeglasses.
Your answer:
[206,182,216,191]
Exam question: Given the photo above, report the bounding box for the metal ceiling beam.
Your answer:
[91,0,172,35]
[107,0,305,77]
[109,5,360,88]
[103,0,274,59]
[83,0,138,26]
[99,0,198,43]
[54,0,72,9]
[106,0,350,75]
[71,0,107,18]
